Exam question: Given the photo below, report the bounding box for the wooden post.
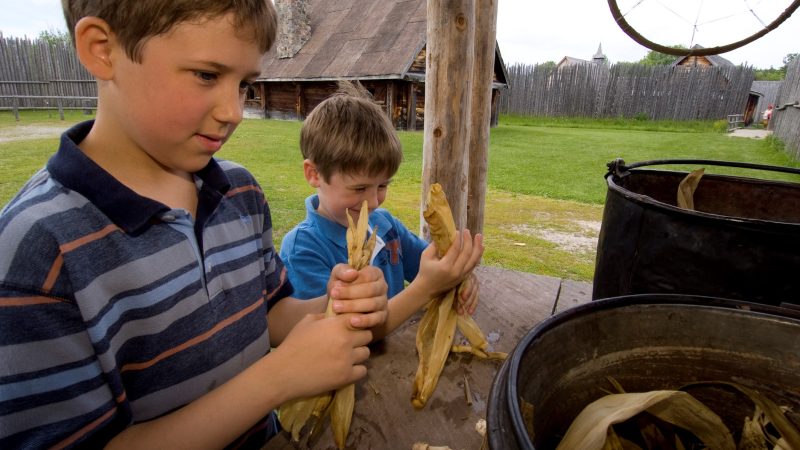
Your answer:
[407,82,417,131]
[386,80,395,127]
[466,0,498,235]
[421,0,475,236]
[294,82,305,119]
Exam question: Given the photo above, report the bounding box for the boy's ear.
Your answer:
[303,160,321,188]
[73,17,116,80]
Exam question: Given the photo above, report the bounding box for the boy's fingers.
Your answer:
[331,268,387,301]
[332,264,359,283]
[354,328,373,347]
[350,310,388,329]
[350,364,368,381]
[332,294,386,314]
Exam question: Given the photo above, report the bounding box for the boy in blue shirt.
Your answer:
[280,82,484,340]
[0,2,388,449]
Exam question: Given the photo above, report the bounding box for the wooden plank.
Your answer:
[263,266,587,449]
[553,279,594,315]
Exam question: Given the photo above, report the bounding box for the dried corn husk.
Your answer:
[278,200,375,448]
[411,183,505,409]
[412,443,453,450]
[677,168,704,210]
[682,381,800,450]
[556,391,736,450]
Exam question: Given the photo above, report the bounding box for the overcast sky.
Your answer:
[1,0,797,69]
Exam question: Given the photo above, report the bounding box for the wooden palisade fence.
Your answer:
[772,56,800,159]
[499,62,754,121]
[0,37,96,114]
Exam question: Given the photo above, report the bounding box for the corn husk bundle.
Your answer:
[677,168,704,210]
[555,378,800,450]
[411,183,507,410]
[278,200,376,448]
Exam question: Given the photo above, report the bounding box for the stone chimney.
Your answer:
[275,0,311,59]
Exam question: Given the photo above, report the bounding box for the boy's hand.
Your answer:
[417,230,484,297]
[272,313,372,398]
[327,264,388,329]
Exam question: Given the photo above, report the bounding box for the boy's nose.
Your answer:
[366,189,381,210]
[214,87,244,125]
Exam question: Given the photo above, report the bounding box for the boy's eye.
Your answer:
[195,71,217,82]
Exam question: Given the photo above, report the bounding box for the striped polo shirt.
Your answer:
[0,121,293,448]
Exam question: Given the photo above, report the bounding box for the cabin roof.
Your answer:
[258,0,508,86]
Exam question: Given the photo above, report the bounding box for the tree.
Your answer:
[37,29,71,46]
[538,61,556,71]
[754,68,784,81]
[638,45,686,66]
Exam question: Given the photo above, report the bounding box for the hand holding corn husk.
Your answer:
[279,200,377,448]
[411,184,507,410]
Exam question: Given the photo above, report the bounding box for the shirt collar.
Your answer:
[48,120,231,234]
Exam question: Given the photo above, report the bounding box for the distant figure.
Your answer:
[762,104,774,126]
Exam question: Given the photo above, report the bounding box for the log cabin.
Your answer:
[671,44,735,67]
[249,0,509,130]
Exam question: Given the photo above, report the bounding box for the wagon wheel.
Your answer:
[608,0,800,56]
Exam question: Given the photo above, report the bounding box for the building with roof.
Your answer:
[250,0,509,130]
[556,43,608,68]
[671,44,735,67]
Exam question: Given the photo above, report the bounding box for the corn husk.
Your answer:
[411,183,506,409]
[575,379,800,450]
[677,168,704,210]
[412,443,453,450]
[682,381,800,450]
[555,390,736,450]
[277,200,374,448]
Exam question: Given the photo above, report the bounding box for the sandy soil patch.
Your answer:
[509,220,601,254]
[0,125,64,143]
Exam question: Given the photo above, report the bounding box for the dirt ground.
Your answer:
[510,220,600,254]
[0,125,64,143]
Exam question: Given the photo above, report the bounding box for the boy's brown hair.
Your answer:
[62,0,277,62]
[301,81,402,182]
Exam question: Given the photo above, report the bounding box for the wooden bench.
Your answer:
[727,114,745,132]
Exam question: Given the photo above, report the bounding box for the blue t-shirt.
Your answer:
[280,194,429,299]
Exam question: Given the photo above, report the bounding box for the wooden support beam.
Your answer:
[407,82,418,131]
[467,0,498,235]
[294,82,305,119]
[421,0,476,235]
[386,80,395,126]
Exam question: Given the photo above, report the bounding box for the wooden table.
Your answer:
[264,266,593,450]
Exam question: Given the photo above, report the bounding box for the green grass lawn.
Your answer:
[2,110,799,282]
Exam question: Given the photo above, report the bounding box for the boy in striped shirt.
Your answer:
[0,1,388,448]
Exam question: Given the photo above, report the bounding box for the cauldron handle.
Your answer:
[606,158,800,178]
